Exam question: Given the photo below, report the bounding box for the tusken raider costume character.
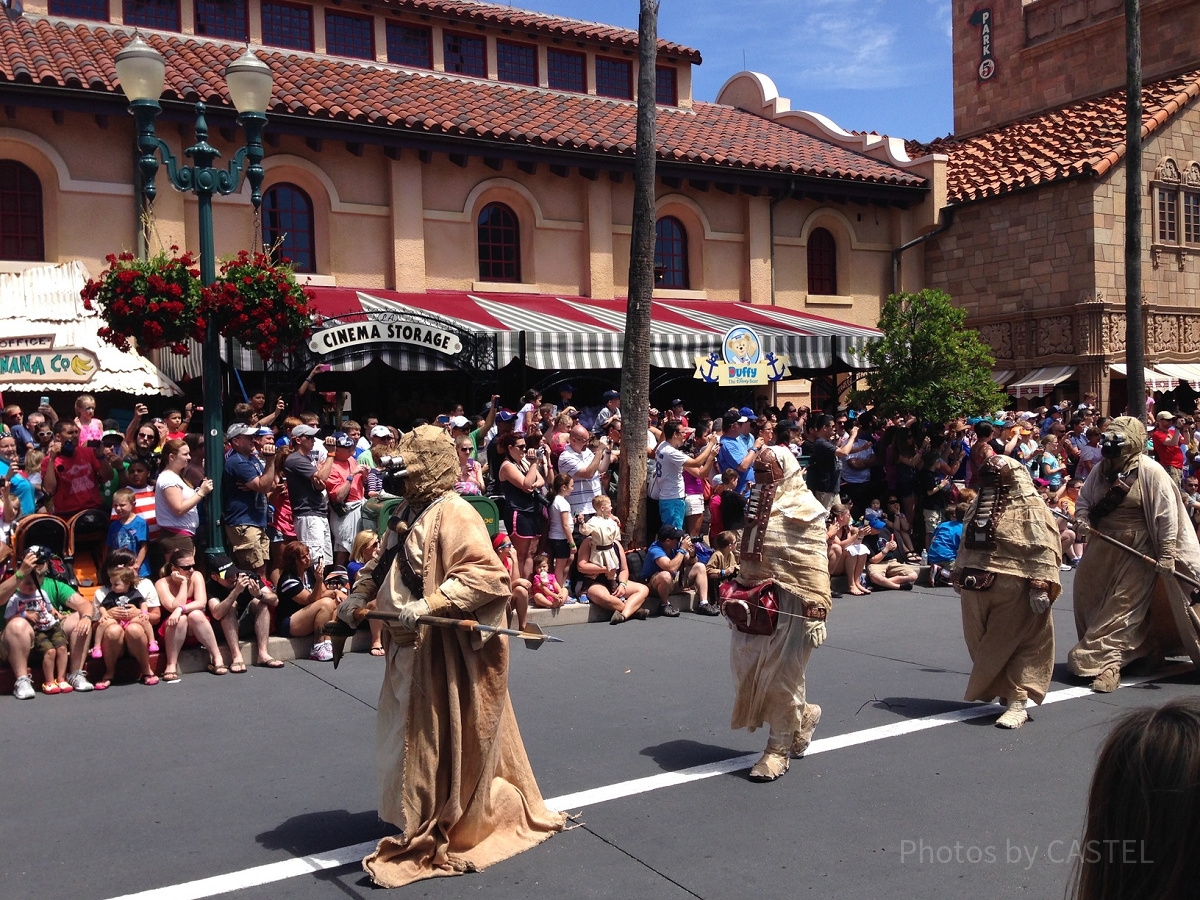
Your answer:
[337,424,566,888]
[1069,416,1200,691]
[724,445,830,782]
[952,452,1060,728]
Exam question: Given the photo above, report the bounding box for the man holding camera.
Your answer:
[283,424,334,565]
[557,424,614,527]
[640,526,710,617]
[41,420,114,518]
[223,423,278,578]
[649,422,718,531]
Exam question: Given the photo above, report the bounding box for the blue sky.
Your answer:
[513,0,955,142]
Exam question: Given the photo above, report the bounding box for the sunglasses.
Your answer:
[458,447,471,453]
[36,431,52,437]
[176,563,195,571]
[514,444,527,450]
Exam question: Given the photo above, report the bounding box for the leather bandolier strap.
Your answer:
[1088,469,1137,527]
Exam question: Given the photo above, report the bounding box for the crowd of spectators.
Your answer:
[6,380,1200,698]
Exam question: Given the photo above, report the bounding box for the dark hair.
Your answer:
[104,548,138,587]
[280,540,311,576]
[497,431,524,456]
[162,547,194,579]
[811,413,834,432]
[552,472,572,494]
[662,421,681,441]
[974,421,995,439]
[1071,698,1200,900]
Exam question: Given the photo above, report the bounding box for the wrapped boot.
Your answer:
[791,703,823,757]
[995,699,1028,729]
[1091,666,1120,693]
[748,731,791,782]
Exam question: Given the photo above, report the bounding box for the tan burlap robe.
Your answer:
[355,492,567,888]
[1070,449,1200,676]
[953,456,1061,704]
[732,450,831,734]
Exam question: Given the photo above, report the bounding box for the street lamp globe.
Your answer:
[114,34,166,103]
[225,48,273,115]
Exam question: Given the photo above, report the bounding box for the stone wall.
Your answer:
[953,0,1200,136]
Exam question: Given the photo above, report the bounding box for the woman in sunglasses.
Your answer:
[454,440,485,495]
[154,549,227,681]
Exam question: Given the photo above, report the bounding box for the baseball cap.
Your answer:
[257,427,274,437]
[497,409,518,422]
[323,565,350,585]
[865,512,887,531]
[370,425,391,438]
[603,389,620,401]
[225,422,258,440]
[290,424,319,439]
[560,383,575,393]
[657,525,685,543]
[671,398,686,408]
[334,433,356,448]
[1157,410,1177,420]
[449,415,469,429]
[1018,411,1036,420]
[736,415,749,424]
[738,406,758,420]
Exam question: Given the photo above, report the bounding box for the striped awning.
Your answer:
[161,289,880,377]
[1109,363,1177,392]
[991,369,1017,385]
[1008,365,1077,398]
[1149,362,1200,387]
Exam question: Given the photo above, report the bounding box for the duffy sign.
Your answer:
[308,314,463,356]
[694,327,789,386]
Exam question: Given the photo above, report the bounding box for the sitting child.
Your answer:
[705,529,740,607]
[92,565,155,655]
[4,572,71,694]
[580,495,622,583]
[927,501,969,587]
[530,552,568,609]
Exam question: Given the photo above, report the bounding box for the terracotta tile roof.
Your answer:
[378,0,702,63]
[0,16,925,188]
[908,69,1200,204]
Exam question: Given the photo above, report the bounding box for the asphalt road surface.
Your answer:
[4,570,1196,900]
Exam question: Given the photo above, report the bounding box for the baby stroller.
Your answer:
[11,513,76,587]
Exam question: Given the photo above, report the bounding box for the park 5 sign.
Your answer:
[694,327,789,387]
[0,334,98,383]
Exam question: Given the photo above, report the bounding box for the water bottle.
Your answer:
[920,549,928,565]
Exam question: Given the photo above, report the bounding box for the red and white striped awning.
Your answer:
[181,289,879,376]
[1109,363,1177,392]
[1008,365,1077,399]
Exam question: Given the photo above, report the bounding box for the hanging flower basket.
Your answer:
[201,250,316,361]
[80,247,205,355]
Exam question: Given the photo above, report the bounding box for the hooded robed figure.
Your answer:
[952,452,1060,728]
[727,446,831,782]
[337,424,565,887]
[1069,416,1200,692]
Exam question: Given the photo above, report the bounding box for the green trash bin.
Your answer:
[462,494,500,538]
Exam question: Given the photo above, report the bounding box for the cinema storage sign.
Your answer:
[308,313,464,356]
[0,334,100,383]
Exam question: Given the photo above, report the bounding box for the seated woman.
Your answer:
[274,540,339,662]
[92,564,157,688]
[827,503,871,595]
[347,530,385,657]
[154,548,228,681]
[575,532,650,623]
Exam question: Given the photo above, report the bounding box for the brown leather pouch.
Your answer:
[954,567,996,591]
[719,579,779,635]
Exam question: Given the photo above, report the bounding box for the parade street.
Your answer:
[5,570,1195,900]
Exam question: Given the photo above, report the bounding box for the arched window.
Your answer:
[0,160,45,261]
[263,183,315,273]
[807,227,837,295]
[477,202,520,282]
[654,216,688,288]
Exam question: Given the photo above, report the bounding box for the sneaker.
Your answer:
[13,675,34,700]
[66,670,94,692]
[1060,562,1073,571]
[696,602,720,616]
[659,602,680,618]
[577,596,589,604]
[309,640,334,662]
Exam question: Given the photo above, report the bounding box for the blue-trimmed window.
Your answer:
[262,1,313,52]
[444,31,485,77]
[807,228,837,295]
[123,0,180,31]
[595,56,632,99]
[0,160,44,261]
[655,66,677,106]
[326,10,374,60]
[195,0,248,40]
[497,40,537,85]
[547,49,585,92]
[477,203,520,282]
[48,0,107,20]
[386,22,432,68]
[264,183,315,274]
[654,217,688,288]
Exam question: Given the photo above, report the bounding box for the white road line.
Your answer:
[106,664,1191,900]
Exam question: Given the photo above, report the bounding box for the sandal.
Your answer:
[207,663,229,676]
[229,662,248,674]
[94,680,111,691]
[161,671,181,683]
[255,658,286,669]
[370,644,385,657]
[140,674,160,686]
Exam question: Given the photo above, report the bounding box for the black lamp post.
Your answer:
[115,35,273,559]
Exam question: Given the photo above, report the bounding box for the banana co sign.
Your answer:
[694,327,789,387]
[308,312,463,356]
[0,334,99,383]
